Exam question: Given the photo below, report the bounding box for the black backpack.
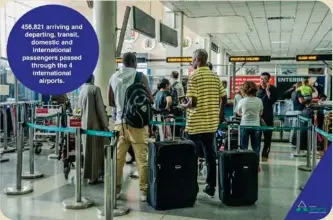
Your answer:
[170,82,179,106]
[122,72,152,128]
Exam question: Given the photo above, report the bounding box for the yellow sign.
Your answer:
[166,57,192,63]
[116,58,122,63]
[296,54,331,61]
[229,56,271,62]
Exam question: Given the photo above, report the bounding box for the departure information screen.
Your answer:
[166,57,192,63]
[229,56,271,62]
[296,54,332,61]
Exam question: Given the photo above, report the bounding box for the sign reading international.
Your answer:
[296,54,332,62]
[166,57,192,63]
[229,56,271,62]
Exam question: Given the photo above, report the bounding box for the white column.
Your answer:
[93,1,117,108]
[217,48,225,76]
[204,36,212,62]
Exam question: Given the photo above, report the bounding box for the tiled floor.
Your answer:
[0,143,311,220]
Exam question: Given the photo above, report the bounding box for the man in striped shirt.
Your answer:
[181,49,226,197]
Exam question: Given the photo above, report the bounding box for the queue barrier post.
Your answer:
[22,126,44,179]
[98,131,130,217]
[0,106,11,163]
[311,125,317,171]
[298,118,312,172]
[63,128,94,209]
[291,115,306,158]
[4,122,33,195]
[49,112,61,159]
[1,106,15,154]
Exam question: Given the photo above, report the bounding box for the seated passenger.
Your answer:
[155,78,173,113]
[109,52,153,202]
[297,78,313,101]
[78,74,109,184]
[237,81,263,171]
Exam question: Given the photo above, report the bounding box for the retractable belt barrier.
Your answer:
[25,122,131,218]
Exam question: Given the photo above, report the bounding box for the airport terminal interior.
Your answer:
[0,1,332,220]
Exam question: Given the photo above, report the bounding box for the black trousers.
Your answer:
[188,132,216,192]
[260,117,273,158]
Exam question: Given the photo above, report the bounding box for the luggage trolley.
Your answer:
[33,104,63,155]
[62,114,83,179]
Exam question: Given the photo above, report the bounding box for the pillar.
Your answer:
[217,47,225,76]
[93,1,117,108]
[204,36,212,62]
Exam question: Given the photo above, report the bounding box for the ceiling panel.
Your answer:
[161,0,332,57]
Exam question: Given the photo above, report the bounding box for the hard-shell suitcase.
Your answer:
[218,150,258,206]
[147,140,198,210]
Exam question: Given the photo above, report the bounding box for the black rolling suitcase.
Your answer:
[218,150,258,206]
[147,140,198,210]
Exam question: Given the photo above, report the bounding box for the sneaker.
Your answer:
[130,171,139,179]
[203,186,214,198]
[141,192,147,202]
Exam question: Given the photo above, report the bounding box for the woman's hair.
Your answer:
[222,80,227,88]
[241,81,258,96]
[303,78,309,85]
[158,78,170,90]
[303,99,312,106]
[207,62,213,71]
[295,81,302,89]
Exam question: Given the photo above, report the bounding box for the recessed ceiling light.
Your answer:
[271,41,286,44]
[315,48,331,51]
[231,49,247,52]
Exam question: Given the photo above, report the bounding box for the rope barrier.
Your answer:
[26,122,76,134]
[299,115,312,122]
[82,129,116,138]
[315,127,332,141]
[35,113,59,120]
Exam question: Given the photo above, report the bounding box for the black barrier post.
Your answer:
[49,112,60,159]
[63,128,94,209]
[22,126,44,179]
[298,118,312,172]
[3,122,33,195]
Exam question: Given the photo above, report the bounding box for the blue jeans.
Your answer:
[240,128,260,160]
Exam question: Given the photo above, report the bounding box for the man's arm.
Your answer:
[108,85,115,107]
[142,74,154,104]
[219,80,227,122]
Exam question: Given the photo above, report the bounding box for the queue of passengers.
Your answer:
[76,49,324,202]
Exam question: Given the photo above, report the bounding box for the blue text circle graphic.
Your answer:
[7,4,99,95]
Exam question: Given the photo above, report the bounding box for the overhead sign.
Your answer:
[166,57,192,63]
[296,54,332,61]
[229,56,271,62]
[116,57,147,63]
[229,76,275,98]
[211,42,219,53]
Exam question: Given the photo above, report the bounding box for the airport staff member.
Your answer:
[257,72,277,162]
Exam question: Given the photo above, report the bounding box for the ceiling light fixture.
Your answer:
[231,49,247,52]
[315,48,332,51]
[271,41,286,44]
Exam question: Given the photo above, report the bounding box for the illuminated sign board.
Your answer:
[296,54,332,61]
[166,57,192,63]
[229,56,271,62]
[116,57,147,63]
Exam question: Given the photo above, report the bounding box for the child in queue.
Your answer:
[237,81,263,172]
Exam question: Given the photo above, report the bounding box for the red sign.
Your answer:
[69,119,81,127]
[36,108,48,114]
[229,76,275,98]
